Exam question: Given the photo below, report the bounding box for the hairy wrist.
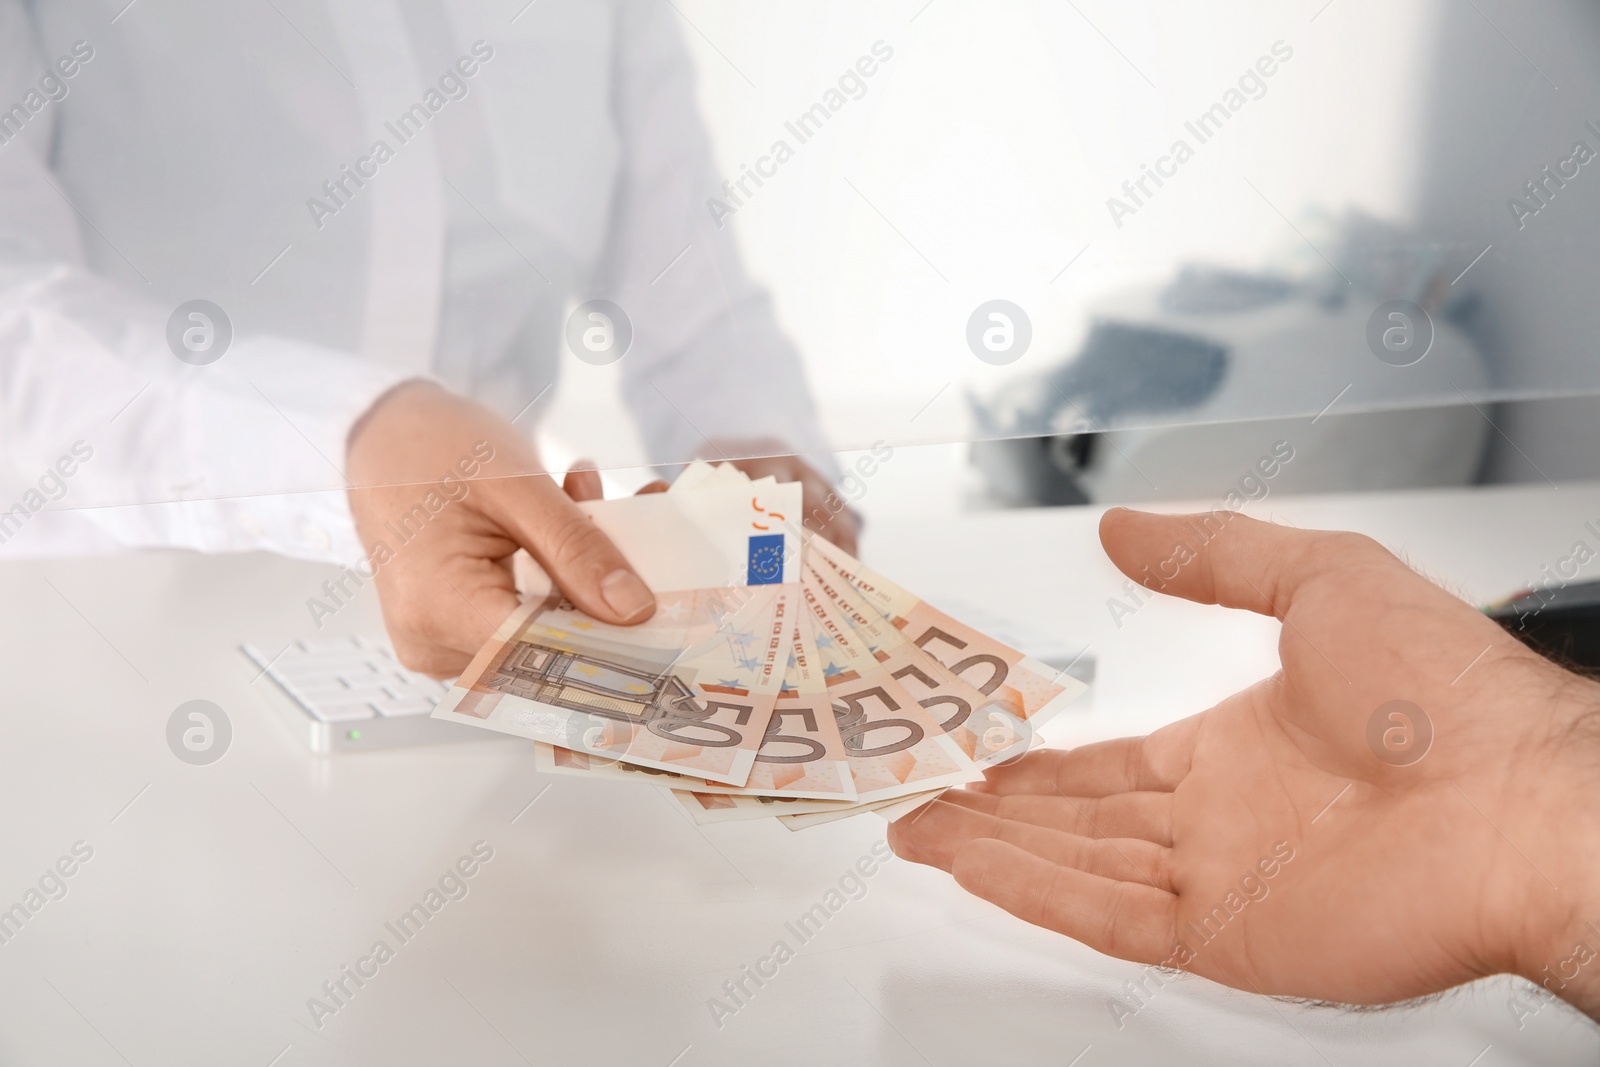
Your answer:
[1505,669,1600,1021]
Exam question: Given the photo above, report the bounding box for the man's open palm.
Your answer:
[891,508,1598,1008]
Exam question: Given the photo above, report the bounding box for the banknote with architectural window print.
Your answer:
[435,586,791,786]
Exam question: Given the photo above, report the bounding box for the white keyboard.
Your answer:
[242,637,493,752]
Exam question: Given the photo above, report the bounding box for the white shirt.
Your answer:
[0,0,827,562]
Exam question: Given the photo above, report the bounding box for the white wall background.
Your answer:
[543,0,1444,478]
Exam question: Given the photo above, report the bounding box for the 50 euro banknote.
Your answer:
[531,610,856,800]
[803,559,1036,768]
[807,532,1084,757]
[432,482,803,786]
[767,537,1090,830]
[670,788,861,825]
[799,571,984,802]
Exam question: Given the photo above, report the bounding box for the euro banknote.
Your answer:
[432,479,801,785]
[438,460,1086,826]
[807,531,1085,753]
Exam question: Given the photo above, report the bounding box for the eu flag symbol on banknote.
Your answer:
[746,534,785,585]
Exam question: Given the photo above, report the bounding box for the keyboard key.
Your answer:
[249,636,455,729]
[374,696,436,718]
[306,700,380,723]
[297,638,367,654]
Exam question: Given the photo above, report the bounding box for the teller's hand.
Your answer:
[345,381,656,677]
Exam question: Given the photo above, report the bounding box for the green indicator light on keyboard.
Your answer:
[347,729,361,740]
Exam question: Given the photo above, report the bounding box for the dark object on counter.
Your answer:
[1487,579,1600,677]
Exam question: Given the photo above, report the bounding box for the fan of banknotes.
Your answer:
[431,460,1087,829]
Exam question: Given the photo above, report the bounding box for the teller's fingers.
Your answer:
[888,797,1171,890]
[973,723,1196,798]
[952,838,1178,966]
[479,473,655,625]
[940,789,1173,846]
[799,467,860,556]
[636,480,670,495]
[562,461,603,502]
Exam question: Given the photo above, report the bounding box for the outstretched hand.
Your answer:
[890,508,1600,1018]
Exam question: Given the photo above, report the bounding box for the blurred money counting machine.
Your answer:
[969,212,1492,507]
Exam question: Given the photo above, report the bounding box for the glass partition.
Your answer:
[2,0,1596,545]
